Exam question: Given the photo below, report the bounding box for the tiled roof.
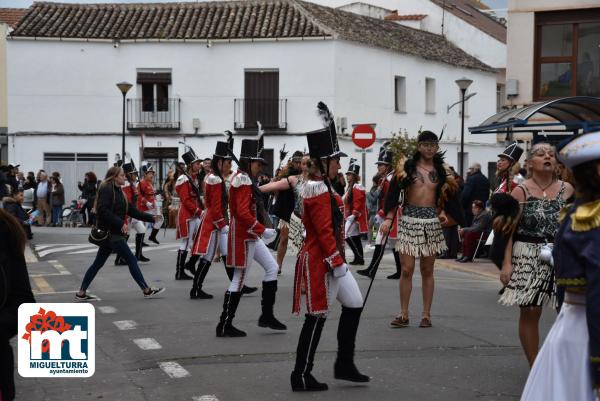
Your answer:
[11,0,493,72]
[0,8,28,28]
[384,12,427,21]
[431,0,506,43]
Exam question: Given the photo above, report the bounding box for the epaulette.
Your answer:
[571,199,600,232]
[205,174,223,185]
[231,172,252,188]
[302,180,328,199]
[175,174,189,187]
[354,183,365,191]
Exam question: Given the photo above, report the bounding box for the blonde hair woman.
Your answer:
[75,166,165,301]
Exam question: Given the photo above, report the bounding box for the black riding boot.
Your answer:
[190,259,213,299]
[291,314,328,392]
[175,250,192,280]
[387,249,401,279]
[216,291,246,337]
[135,234,150,262]
[148,228,160,245]
[353,236,364,264]
[222,256,257,294]
[346,237,363,265]
[357,244,383,277]
[258,281,287,330]
[184,254,199,275]
[334,306,370,383]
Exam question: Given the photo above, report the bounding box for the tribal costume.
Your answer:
[520,130,600,401]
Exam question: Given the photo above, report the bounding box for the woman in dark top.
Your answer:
[0,209,35,401]
[78,171,98,226]
[75,166,165,301]
[49,175,65,226]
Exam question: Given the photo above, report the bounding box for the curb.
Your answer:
[25,243,38,264]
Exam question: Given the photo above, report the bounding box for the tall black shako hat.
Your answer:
[346,158,360,176]
[141,163,154,176]
[213,141,232,160]
[376,141,394,165]
[240,138,266,164]
[498,141,524,163]
[123,160,137,175]
[306,101,347,160]
[182,148,202,166]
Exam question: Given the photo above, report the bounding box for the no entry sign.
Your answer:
[352,124,376,149]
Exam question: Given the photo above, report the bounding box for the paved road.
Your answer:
[14,227,556,401]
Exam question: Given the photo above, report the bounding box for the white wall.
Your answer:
[7,39,336,134]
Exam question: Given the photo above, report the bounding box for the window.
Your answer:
[425,78,436,114]
[496,84,505,112]
[394,76,406,112]
[137,71,172,112]
[535,10,600,99]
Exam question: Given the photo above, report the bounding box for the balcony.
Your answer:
[234,98,287,131]
[127,98,181,130]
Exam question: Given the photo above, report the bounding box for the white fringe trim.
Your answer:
[395,215,447,257]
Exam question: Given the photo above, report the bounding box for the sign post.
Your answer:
[351,124,377,186]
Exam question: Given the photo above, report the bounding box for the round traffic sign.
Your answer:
[352,124,376,149]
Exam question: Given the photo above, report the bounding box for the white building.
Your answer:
[7,0,501,202]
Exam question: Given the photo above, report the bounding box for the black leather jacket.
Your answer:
[96,182,153,235]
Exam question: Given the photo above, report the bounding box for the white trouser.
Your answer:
[202,230,228,262]
[130,218,146,234]
[345,219,360,237]
[179,217,200,251]
[325,270,363,311]
[229,239,278,292]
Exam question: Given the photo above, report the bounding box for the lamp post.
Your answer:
[116,82,133,163]
[455,77,473,178]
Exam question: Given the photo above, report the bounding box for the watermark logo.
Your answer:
[18,303,95,377]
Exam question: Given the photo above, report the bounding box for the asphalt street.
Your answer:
[13,227,555,401]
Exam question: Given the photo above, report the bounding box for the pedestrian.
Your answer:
[0,208,36,401]
[498,142,574,367]
[366,174,382,246]
[78,171,99,226]
[215,137,285,337]
[520,131,600,401]
[380,130,464,328]
[461,162,490,226]
[75,166,164,301]
[162,169,176,227]
[22,172,36,191]
[174,149,203,280]
[2,189,33,239]
[189,141,235,299]
[291,104,368,391]
[357,144,401,279]
[457,200,492,262]
[137,164,160,245]
[34,171,51,226]
[49,175,65,227]
[6,165,19,193]
[261,151,303,274]
[343,159,368,265]
[0,166,10,205]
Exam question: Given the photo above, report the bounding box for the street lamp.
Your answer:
[116,81,133,163]
[455,77,473,178]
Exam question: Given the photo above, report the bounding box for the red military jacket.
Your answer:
[293,179,345,315]
[122,181,137,204]
[175,173,202,239]
[137,179,155,212]
[226,171,265,268]
[192,173,228,256]
[343,183,368,234]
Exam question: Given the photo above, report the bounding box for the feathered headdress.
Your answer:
[317,101,334,128]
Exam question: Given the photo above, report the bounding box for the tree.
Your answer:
[387,130,418,166]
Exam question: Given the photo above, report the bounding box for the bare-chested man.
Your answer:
[380,130,463,328]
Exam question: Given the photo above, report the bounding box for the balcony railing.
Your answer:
[234,98,287,130]
[127,98,181,130]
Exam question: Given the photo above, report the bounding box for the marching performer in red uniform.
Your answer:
[291,102,369,392]
[174,149,203,280]
[357,144,402,279]
[216,138,286,337]
[137,164,161,245]
[344,159,368,265]
[189,141,232,299]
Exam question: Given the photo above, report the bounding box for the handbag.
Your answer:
[88,184,116,247]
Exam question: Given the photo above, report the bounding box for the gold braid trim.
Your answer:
[571,199,600,232]
[556,277,587,286]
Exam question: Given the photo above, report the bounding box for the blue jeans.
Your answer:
[51,206,62,225]
[79,237,148,292]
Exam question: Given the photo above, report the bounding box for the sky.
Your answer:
[2,0,508,12]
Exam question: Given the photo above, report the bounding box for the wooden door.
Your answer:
[244,70,279,129]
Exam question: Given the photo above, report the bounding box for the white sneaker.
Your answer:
[74,293,99,302]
